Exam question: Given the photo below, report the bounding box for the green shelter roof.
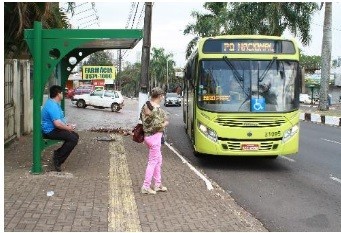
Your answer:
[25,28,143,51]
[80,38,140,49]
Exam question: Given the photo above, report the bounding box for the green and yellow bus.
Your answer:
[183,35,301,158]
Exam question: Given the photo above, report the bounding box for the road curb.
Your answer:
[299,112,341,126]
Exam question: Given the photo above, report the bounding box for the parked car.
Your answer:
[299,94,311,104]
[71,90,124,112]
[68,85,95,99]
[164,92,181,107]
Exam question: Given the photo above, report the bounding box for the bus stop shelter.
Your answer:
[24,21,143,174]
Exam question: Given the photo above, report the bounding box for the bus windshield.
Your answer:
[197,59,299,113]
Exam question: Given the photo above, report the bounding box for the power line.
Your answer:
[135,3,145,29]
[122,2,143,59]
[130,2,139,29]
[125,2,135,29]
[60,2,100,29]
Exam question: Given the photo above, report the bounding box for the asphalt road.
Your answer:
[66,98,341,231]
[164,105,341,232]
[66,98,139,131]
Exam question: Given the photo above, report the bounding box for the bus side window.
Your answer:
[193,55,198,85]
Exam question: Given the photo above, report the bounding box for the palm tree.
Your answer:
[149,47,175,91]
[184,2,319,58]
[319,2,332,111]
[183,2,228,58]
[4,2,71,59]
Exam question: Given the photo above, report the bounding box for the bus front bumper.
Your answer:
[195,130,299,157]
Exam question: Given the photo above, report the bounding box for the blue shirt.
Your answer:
[41,98,66,134]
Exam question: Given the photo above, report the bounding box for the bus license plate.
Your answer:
[241,144,259,151]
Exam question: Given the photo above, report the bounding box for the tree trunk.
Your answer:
[319,2,332,111]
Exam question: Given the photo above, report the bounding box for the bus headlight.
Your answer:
[198,121,218,142]
[282,124,299,143]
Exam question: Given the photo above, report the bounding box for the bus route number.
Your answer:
[265,131,281,137]
[203,95,230,101]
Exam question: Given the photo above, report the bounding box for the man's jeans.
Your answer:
[43,129,79,164]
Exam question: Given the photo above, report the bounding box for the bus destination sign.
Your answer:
[203,39,295,54]
[222,42,274,53]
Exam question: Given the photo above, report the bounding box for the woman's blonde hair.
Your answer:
[150,87,164,98]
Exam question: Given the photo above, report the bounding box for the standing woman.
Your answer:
[141,87,169,195]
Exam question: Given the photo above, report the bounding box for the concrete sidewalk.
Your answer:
[4,131,267,232]
[4,99,341,232]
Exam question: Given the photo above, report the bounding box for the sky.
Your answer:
[63,1,341,68]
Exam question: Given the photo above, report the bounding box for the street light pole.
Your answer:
[166,59,169,92]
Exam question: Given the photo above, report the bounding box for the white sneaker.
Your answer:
[154,185,168,192]
[141,187,156,195]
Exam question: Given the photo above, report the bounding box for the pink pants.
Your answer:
[142,132,163,188]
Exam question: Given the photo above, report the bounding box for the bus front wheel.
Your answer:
[194,151,204,158]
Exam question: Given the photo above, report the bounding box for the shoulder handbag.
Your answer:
[132,123,144,143]
[132,101,154,143]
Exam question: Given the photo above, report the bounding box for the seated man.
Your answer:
[42,85,79,172]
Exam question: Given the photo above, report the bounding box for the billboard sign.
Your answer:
[82,66,116,80]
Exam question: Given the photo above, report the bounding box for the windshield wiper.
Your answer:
[258,56,277,82]
[222,56,252,111]
[222,56,248,97]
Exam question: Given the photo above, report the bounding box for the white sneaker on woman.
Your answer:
[154,185,167,192]
[141,187,156,195]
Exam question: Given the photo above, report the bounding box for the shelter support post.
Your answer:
[32,21,43,174]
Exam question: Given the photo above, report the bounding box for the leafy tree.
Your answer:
[82,50,114,66]
[4,2,71,59]
[226,2,318,43]
[184,2,319,57]
[120,62,141,97]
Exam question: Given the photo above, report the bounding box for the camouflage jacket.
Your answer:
[141,103,166,136]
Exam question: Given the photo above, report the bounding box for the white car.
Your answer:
[299,94,311,104]
[71,90,124,112]
[164,92,181,107]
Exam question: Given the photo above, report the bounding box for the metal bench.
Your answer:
[41,137,62,150]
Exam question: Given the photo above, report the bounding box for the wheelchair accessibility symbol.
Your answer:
[251,97,265,112]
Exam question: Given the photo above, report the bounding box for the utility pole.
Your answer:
[138,2,152,118]
[319,2,332,110]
